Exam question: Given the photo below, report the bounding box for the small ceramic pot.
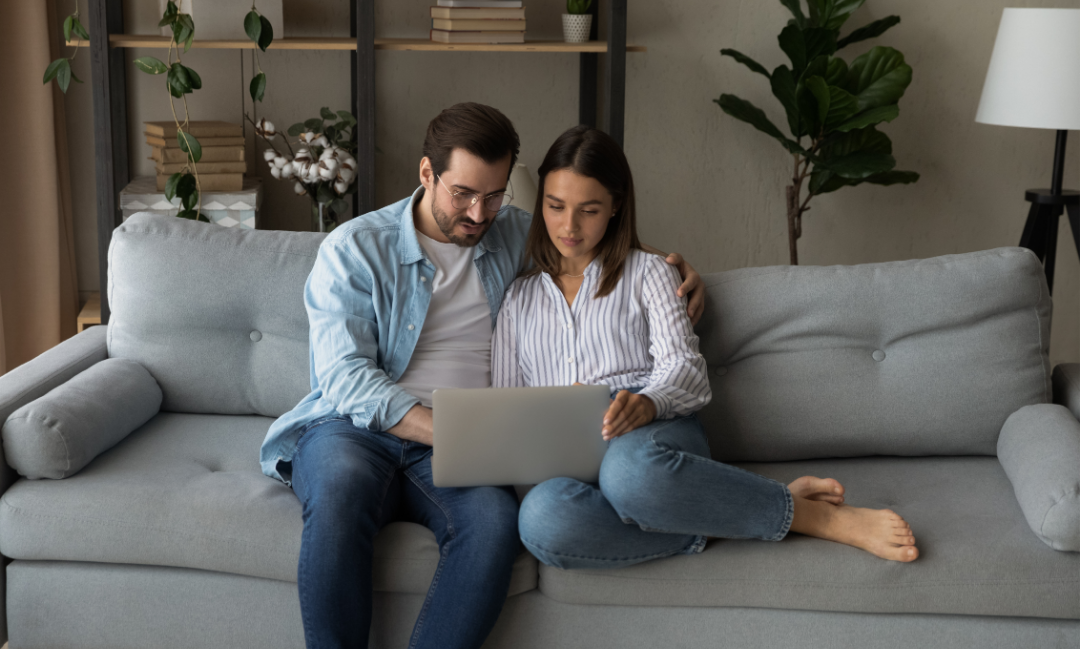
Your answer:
[562,14,592,44]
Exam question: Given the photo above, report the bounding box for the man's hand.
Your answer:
[602,391,657,441]
[387,404,434,446]
[664,252,704,326]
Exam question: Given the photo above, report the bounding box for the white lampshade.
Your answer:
[975,8,1080,131]
[508,163,538,213]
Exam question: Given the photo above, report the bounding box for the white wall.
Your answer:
[64,0,1079,364]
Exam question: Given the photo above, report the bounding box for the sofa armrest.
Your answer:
[1052,363,1080,422]
[998,404,1080,552]
[0,327,108,489]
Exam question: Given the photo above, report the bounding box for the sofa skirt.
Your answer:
[6,560,1078,649]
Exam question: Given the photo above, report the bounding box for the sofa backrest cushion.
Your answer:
[695,248,1052,461]
[108,213,325,417]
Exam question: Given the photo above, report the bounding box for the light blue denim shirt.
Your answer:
[260,186,532,484]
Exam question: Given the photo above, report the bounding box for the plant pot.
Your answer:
[562,14,592,44]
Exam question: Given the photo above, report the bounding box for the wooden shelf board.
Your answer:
[65,36,644,53]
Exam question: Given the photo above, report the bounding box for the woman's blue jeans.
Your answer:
[518,414,794,569]
[290,415,520,649]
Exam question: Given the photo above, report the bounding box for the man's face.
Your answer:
[428,149,512,247]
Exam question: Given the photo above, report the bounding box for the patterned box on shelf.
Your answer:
[120,176,262,229]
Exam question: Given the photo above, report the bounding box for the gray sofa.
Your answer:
[0,212,1077,648]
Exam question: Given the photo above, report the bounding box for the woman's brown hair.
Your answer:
[522,125,641,299]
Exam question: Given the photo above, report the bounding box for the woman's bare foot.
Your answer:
[789,495,919,562]
[788,475,845,505]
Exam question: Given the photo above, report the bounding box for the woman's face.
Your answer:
[542,168,617,266]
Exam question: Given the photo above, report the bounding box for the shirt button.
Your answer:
[420,276,427,283]
[408,324,415,331]
[565,323,572,329]
[567,357,574,364]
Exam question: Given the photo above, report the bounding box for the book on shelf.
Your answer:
[144,120,243,139]
[155,173,244,192]
[432,18,526,31]
[430,29,524,43]
[430,6,526,19]
[145,133,245,148]
[436,0,523,7]
[155,160,248,174]
[151,146,245,163]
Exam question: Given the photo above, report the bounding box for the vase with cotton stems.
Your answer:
[252,107,359,233]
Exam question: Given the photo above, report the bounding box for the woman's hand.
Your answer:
[602,391,657,440]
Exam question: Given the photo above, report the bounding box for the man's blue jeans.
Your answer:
[290,415,520,649]
[518,414,794,569]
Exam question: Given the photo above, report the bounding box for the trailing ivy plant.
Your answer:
[716,0,919,265]
[43,2,89,94]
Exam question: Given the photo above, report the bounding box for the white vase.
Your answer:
[562,14,593,44]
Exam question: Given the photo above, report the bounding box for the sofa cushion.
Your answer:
[695,248,1052,461]
[0,413,537,596]
[536,456,1080,619]
[107,213,324,418]
[3,358,162,479]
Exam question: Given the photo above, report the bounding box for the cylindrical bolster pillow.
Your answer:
[998,404,1080,552]
[2,358,162,479]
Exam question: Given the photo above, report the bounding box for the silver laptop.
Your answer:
[431,385,611,487]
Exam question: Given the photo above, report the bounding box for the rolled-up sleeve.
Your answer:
[306,241,420,431]
[636,256,712,419]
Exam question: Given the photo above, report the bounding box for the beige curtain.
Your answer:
[0,0,80,376]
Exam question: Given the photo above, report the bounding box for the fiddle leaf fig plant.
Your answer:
[716,0,919,265]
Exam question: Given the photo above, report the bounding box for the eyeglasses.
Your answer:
[436,175,513,213]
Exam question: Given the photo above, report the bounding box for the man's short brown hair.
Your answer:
[423,103,520,179]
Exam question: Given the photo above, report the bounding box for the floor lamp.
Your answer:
[976,8,1080,295]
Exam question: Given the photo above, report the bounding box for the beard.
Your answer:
[431,197,492,247]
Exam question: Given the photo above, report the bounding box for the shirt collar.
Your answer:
[398,185,506,265]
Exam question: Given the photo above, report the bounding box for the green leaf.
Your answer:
[177,132,202,163]
[158,14,176,28]
[863,170,919,186]
[321,107,336,120]
[304,118,324,131]
[715,94,806,155]
[770,65,802,137]
[257,15,273,51]
[824,85,859,129]
[174,14,194,47]
[287,122,305,137]
[176,209,197,220]
[316,183,335,205]
[336,110,357,127]
[43,58,66,84]
[808,169,850,195]
[56,59,72,93]
[63,16,73,42]
[249,72,266,103]
[778,25,807,76]
[803,27,839,62]
[324,125,337,142]
[837,15,900,50]
[720,49,771,79]
[821,126,892,160]
[846,46,912,111]
[805,76,831,126]
[778,0,806,29]
[70,70,82,85]
[823,56,848,87]
[244,10,262,43]
[72,18,90,40]
[184,65,201,90]
[164,173,182,201]
[167,63,190,97]
[833,103,899,132]
[134,56,168,75]
[820,151,895,179]
[185,28,195,52]
[165,1,178,18]
[331,198,349,215]
[808,0,865,30]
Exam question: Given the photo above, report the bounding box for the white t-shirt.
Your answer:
[395,231,493,407]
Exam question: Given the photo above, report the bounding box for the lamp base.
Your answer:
[1019,188,1079,295]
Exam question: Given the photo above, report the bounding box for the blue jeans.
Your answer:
[518,414,793,569]
[290,415,520,649]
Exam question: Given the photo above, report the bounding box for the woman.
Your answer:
[492,125,919,567]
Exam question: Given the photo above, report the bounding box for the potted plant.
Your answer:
[715,0,919,265]
[562,0,593,44]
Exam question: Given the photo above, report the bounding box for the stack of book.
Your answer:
[145,121,246,191]
[430,0,525,44]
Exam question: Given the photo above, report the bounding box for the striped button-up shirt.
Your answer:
[492,249,711,419]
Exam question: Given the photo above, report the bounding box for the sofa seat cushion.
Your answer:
[0,413,537,596]
[537,456,1080,619]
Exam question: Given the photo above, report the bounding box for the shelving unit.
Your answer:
[83,0,642,323]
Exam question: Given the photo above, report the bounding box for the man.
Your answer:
[260,103,705,649]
